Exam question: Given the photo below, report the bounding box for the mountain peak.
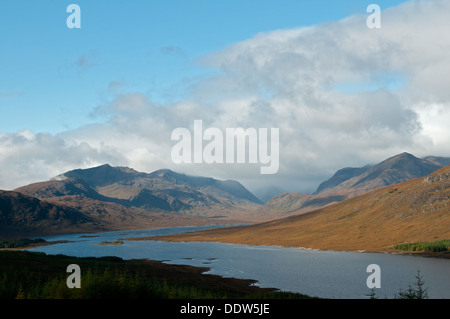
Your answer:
[55,164,144,187]
[397,152,415,158]
[388,152,417,161]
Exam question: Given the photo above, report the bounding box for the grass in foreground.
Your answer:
[0,251,314,299]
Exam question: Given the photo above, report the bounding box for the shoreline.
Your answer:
[0,240,72,251]
[5,225,449,260]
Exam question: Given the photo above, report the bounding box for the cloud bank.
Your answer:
[1,0,449,196]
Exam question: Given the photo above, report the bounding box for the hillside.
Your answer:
[144,165,450,253]
[0,190,102,239]
[314,165,372,194]
[255,192,348,220]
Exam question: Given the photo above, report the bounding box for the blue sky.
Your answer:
[1,0,409,134]
[2,0,449,194]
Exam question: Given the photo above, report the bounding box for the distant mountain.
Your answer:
[151,165,450,253]
[422,156,450,167]
[260,153,450,218]
[315,152,448,194]
[16,165,261,216]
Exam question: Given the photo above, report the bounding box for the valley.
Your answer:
[139,165,450,254]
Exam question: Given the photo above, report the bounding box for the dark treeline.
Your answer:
[394,239,450,253]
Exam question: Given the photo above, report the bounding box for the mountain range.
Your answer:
[1,152,449,240]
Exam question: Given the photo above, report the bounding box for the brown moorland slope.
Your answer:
[143,165,450,253]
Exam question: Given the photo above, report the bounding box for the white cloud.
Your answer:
[0,130,123,189]
[1,0,450,195]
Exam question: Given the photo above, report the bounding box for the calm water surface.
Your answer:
[28,225,450,299]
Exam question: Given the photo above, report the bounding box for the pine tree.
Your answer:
[396,270,429,299]
[367,288,378,299]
